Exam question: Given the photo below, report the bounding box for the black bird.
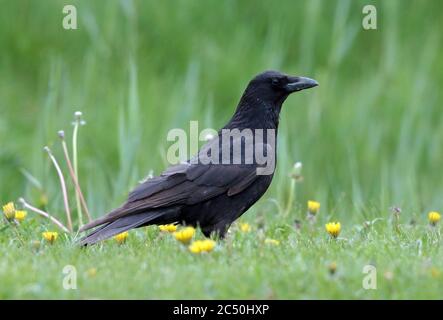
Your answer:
[79,70,318,245]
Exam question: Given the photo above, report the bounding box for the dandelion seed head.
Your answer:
[57,130,65,139]
[291,161,303,181]
[73,111,86,126]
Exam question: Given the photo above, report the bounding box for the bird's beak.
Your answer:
[285,76,319,93]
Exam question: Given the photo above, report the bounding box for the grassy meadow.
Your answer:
[1,0,443,299]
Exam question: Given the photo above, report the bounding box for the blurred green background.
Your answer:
[1,0,443,224]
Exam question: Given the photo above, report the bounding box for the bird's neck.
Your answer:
[224,96,282,130]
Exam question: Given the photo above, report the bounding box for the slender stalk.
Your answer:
[72,112,90,222]
[44,146,72,232]
[284,178,296,217]
[284,162,303,217]
[59,131,91,226]
[18,198,70,233]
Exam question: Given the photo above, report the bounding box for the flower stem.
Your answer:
[72,120,89,223]
[44,146,72,232]
[59,132,91,226]
[18,198,70,233]
[73,122,82,224]
[284,178,296,217]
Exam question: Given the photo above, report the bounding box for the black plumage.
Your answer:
[79,70,318,245]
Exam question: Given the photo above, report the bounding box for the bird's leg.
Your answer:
[201,222,230,239]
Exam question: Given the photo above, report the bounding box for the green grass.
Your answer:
[1,216,442,299]
[1,0,443,299]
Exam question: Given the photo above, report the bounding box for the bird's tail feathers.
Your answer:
[79,205,128,232]
[78,209,174,246]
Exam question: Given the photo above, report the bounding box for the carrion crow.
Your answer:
[79,70,318,245]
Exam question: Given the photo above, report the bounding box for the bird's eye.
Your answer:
[271,79,279,86]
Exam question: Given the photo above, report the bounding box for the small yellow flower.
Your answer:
[428,211,441,226]
[2,201,16,220]
[264,238,280,246]
[39,193,48,207]
[42,231,58,244]
[114,231,129,244]
[325,222,341,238]
[173,227,195,244]
[159,224,178,233]
[87,268,97,277]
[308,200,320,215]
[14,210,27,222]
[239,222,251,233]
[328,261,337,275]
[189,239,216,254]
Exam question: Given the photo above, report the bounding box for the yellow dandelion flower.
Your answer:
[15,210,27,222]
[328,261,337,275]
[428,211,441,226]
[159,224,178,233]
[39,193,48,207]
[264,238,280,246]
[114,231,129,244]
[325,222,341,238]
[173,227,195,244]
[87,268,97,277]
[239,223,251,233]
[42,231,58,244]
[189,239,216,254]
[430,267,441,279]
[308,200,320,215]
[2,201,16,220]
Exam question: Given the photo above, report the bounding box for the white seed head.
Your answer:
[293,161,303,176]
[74,111,82,119]
[57,130,65,139]
[43,146,50,153]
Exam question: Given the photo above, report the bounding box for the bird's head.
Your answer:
[244,70,318,105]
[228,70,319,129]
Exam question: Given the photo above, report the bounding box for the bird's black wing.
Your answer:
[111,163,257,216]
[80,140,272,232]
